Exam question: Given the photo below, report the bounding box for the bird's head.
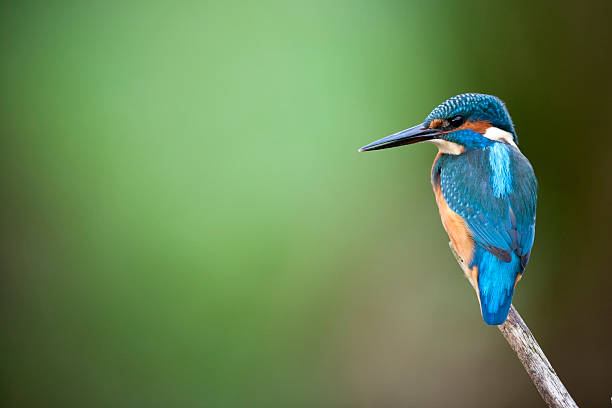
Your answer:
[359,93,517,154]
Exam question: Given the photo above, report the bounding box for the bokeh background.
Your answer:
[2,1,611,407]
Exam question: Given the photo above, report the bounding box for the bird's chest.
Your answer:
[430,147,514,262]
[430,152,477,264]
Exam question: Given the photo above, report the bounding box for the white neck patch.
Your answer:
[429,139,464,155]
[483,126,518,149]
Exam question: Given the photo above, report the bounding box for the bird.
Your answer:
[359,93,537,325]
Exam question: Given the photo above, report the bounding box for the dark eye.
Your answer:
[449,115,465,128]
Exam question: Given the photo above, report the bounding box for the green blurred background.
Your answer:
[2,1,611,406]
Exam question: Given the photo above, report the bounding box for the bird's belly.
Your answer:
[433,183,477,276]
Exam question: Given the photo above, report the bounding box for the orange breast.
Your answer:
[432,176,479,294]
[433,183,475,265]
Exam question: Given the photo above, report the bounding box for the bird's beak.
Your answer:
[358,123,440,152]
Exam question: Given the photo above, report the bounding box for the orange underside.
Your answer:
[432,175,480,299]
[431,153,524,312]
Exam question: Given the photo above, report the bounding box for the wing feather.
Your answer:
[439,146,537,270]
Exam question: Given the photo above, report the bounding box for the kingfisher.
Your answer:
[359,93,537,325]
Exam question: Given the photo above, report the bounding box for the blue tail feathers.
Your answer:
[474,248,520,325]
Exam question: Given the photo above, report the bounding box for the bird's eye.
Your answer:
[449,115,465,128]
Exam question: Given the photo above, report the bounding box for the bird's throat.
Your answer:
[430,139,464,155]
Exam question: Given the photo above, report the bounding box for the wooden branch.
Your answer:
[448,242,578,408]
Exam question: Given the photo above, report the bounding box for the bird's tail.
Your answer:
[476,250,520,325]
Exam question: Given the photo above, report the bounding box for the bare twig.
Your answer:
[449,242,578,408]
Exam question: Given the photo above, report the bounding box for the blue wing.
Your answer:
[439,145,537,269]
[436,144,537,324]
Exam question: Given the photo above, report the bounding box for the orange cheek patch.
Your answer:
[430,119,491,134]
[456,120,491,134]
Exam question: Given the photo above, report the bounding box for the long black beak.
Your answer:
[358,123,440,152]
